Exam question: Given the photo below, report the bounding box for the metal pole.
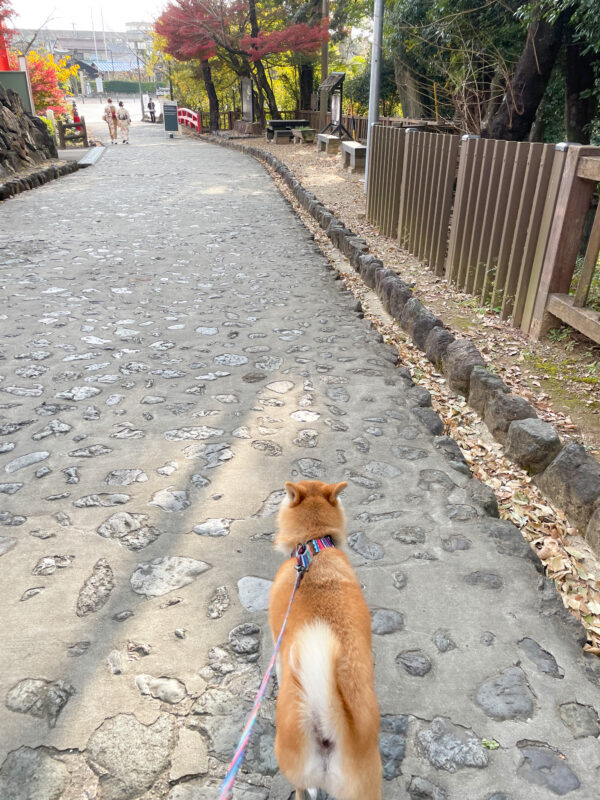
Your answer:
[318,0,329,131]
[101,9,108,60]
[135,42,144,120]
[91,11,99,62]
[364,0,384,193]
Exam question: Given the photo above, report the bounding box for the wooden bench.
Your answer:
[341,141,367,172]
[291,127,316,144]
[266,119,309,140]
[316,133,342,154]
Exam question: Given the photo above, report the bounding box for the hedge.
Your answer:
[103,80,159,94]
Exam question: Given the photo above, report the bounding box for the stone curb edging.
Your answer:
[0,160,79,201]
[199,132,600,558]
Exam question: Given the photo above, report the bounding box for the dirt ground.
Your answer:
[247,136,600,457]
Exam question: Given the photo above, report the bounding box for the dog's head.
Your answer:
[274,479,348,554]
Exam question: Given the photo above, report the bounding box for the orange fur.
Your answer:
[269,481,382,800]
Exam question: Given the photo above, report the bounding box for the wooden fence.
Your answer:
[398,130,460,274]
[366,124,600,343]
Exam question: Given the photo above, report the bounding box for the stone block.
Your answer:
[346,237,368,267]
[468,366,509,416]
[388,280,414,321]
[360,257,385,290]
[425,327,455,369]
[505,418,562,474]
[412,407,445,436]
[465,478,499,517]
[378,275,400,312]
[318,210,333,230]
[536,442,600,531]
[375,268,396,294]
[400,296,426,335]
[413,312,444,351]
[586,509,600,555]
[442,339,486,396]
[433,436,471,476]
[484,393,538,444]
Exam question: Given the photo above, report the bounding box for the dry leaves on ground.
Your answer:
[252,146,600,655]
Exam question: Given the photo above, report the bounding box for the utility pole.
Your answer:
[91,11,99,62]
[364,0,384,192]
[318,0,329,131]
[134,41,144,120]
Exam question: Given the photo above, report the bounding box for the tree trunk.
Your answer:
[199,59,219,132]
[393,62,423,119]
[299,62,314,111]
[565,39,597,144]
[528,96,545,141]
[484,11,571,140]
[247,0,280,120]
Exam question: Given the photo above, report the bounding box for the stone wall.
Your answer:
[0,81,57,179]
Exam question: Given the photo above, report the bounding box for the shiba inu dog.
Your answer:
[269,480,382,800]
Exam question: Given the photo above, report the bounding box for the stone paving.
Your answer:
[0,119,599,800]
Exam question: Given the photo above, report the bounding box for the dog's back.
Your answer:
[269,481,382,800]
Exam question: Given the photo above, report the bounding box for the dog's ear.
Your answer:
[326,481,348,504]
[285,481,304,507]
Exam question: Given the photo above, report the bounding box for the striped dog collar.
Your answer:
[291,535,335,574]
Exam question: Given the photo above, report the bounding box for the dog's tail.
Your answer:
[291,621,345,755]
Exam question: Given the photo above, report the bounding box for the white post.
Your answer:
[364,0,384,193]
[17,54,36,114]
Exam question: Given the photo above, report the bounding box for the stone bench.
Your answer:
[341,141,367,172]
[291,128,316,144]
[272,129,292,144]
[316,134,341,154]
[265,119,309,140]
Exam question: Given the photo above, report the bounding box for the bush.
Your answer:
[40,115,57,143]
[103,80,157,94]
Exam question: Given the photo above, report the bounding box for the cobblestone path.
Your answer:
[0,120,599,800]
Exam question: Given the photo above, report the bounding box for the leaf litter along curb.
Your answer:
[244,134,600,455]
[256,153,600,657]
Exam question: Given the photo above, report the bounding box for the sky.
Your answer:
[13,0,166,33]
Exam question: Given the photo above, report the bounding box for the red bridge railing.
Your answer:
[177,107,201,132]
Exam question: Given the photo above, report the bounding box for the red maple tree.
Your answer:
[156,0,328,124]
[241,18,329,61]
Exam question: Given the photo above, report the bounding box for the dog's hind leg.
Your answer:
[294,790,317,800]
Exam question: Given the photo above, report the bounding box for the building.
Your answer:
[13,27,153,83]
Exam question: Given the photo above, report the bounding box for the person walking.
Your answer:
[72,102,82,132]
[117,101,131,144]
[147,97,156,123]
[103,98,118,144]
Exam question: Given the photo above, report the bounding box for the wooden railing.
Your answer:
[57,118,88,148]
[366,124,600,343]
[529,148,600,342]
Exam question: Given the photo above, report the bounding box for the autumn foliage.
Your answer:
[241,18,329,61]
[156,0,328,65]
[8,50,79,113]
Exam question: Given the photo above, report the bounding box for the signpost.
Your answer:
[162,100,178,137]
[317,72,352,139]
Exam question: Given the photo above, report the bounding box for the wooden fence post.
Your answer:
[528,145,599,339]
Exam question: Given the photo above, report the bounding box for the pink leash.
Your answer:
[216,570,302,799]
[216,537,335,798]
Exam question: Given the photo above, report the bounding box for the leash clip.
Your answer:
[294,542,310,575]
